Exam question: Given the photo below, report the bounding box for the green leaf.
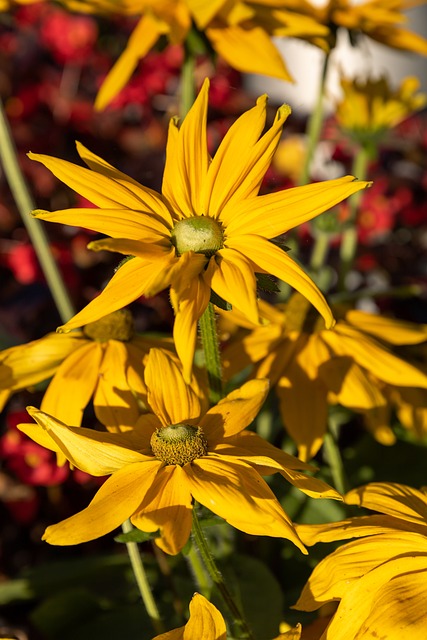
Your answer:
[255,273,280,294]
[114,529,160,543]
[210,289,232,311]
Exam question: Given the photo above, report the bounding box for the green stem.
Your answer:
[323,418,349,495]
[299,52,330,186]
[338,143,373,290]
[198,302,223,404]
[186,539,212,598]
[0,99,75,323]
[180,45,196,119]
[121,520,164,635]
[191,507,254,640]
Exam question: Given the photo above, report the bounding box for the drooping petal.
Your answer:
[144,348,201,426]
[225,176,371,238]
[162,79,210,217]
[57,256,175,332]
[210,248,259,324]
[201,379,269,443]
[186,457,307,552]
[345,309,427,345]
[94,15,161,110]
[0,332,83,390]
[345,482,427,527]
[228,234,334,328]
[43,460,162,545]
[279,466,342,500]
[87,238,173,260]
[184,593,227,640]
[24,407,149,475]
[131,465,193,555]
[40,342,102,427]
[319,358,387,410]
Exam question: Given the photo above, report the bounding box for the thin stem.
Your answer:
[338,142,373,290]
[299,52,330,186]
[0,99,75,323]
[180,45,196,119]
[323,418,349,495]
[198,302,223,404]
[191,507,254,640]
[186,540,212,598]
[121,520,164,635]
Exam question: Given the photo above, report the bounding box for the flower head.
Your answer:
[0,309,175,432]
[220,294,427,460]
[30,79,370,381]
[19,349,340,554]
[294,482,427,640]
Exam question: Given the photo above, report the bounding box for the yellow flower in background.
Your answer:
[281,0,427,54]
[55,0,329,109]
[335,75,427,143]
[294,482,427,640]
[19,349,340,553]
[152,593,226,640]
[0,309,174,432]
[30,79,370,381]
[220,294,427,460]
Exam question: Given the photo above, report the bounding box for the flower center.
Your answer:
[83,309,134,342]
[150,424,208,466]
[171,216,223,256]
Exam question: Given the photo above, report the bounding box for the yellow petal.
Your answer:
[132,465,193,556]
[228,234,335,328]
[144,348,201,426]
[87,237,173,260]
[211,248,259,324]
[43,460,162,545]
[40,342,101,426]
[225,176,371,238]
[319,358,387,410]
[345,309,427,345]
[345,482,427,528]
[184,593,227,639]
[25,407,148,475]
[188,0,229,28]
[95,15,160,110]
[187,457,306,552]
[206,24,292,81]
[202,378,269,442]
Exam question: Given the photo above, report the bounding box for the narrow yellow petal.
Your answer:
[228,234,335,328]
[40,342,102,427]
[345,482,427,527]
[211,249,259,324]
[202,379,269,442]
[319,358,387,410]
[43,460,162,545]
[185,593,227,639]
[346,309,427,345]
[145,349,201,426]
[187,457,307,552]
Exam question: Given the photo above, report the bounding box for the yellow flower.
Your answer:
[294,482,427,640]
[281,0,427,54]
[220,294,427,460]
[56,0,329,109]
[336,75,427,143]
[29,79,370,381]
[152,593,226,640]
[19,348,340,554]
[0,309,174,431]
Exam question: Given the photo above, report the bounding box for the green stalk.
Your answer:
[299,52,330,186]
[180,44,196,119]
[191,507,254,639]
[338,142,373,290]
[198,302,223,404]
[186,538,212,598]
[0,100,75,323]
[121,520,164,635]
[323,414,349,495]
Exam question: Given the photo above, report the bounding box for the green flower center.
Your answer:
[171,216,223,257]
[150,424,208,466]
[83,309,134,342]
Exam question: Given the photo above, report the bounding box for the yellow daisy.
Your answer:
[29,79,370,381]
[294,482,427,640]
[18,348,340,554]
[0,309,174,431]
[55,0,329,109]
[220,294,427,460]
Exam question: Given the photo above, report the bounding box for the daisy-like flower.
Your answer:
[29,79,370,381]
[0,309,175,432]
[281,0,427,54]
[220,294,427,460]
[53,0,329,109]
[18,348,340,554]
[335,75,427,145]
[294,482,427,640]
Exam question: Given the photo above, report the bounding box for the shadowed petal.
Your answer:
[345,309,427,345]
[43,460,162,545]
[345,482,427,527]
[211,248,259,324]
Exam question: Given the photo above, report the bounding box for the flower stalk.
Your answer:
[199,302,224,404]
